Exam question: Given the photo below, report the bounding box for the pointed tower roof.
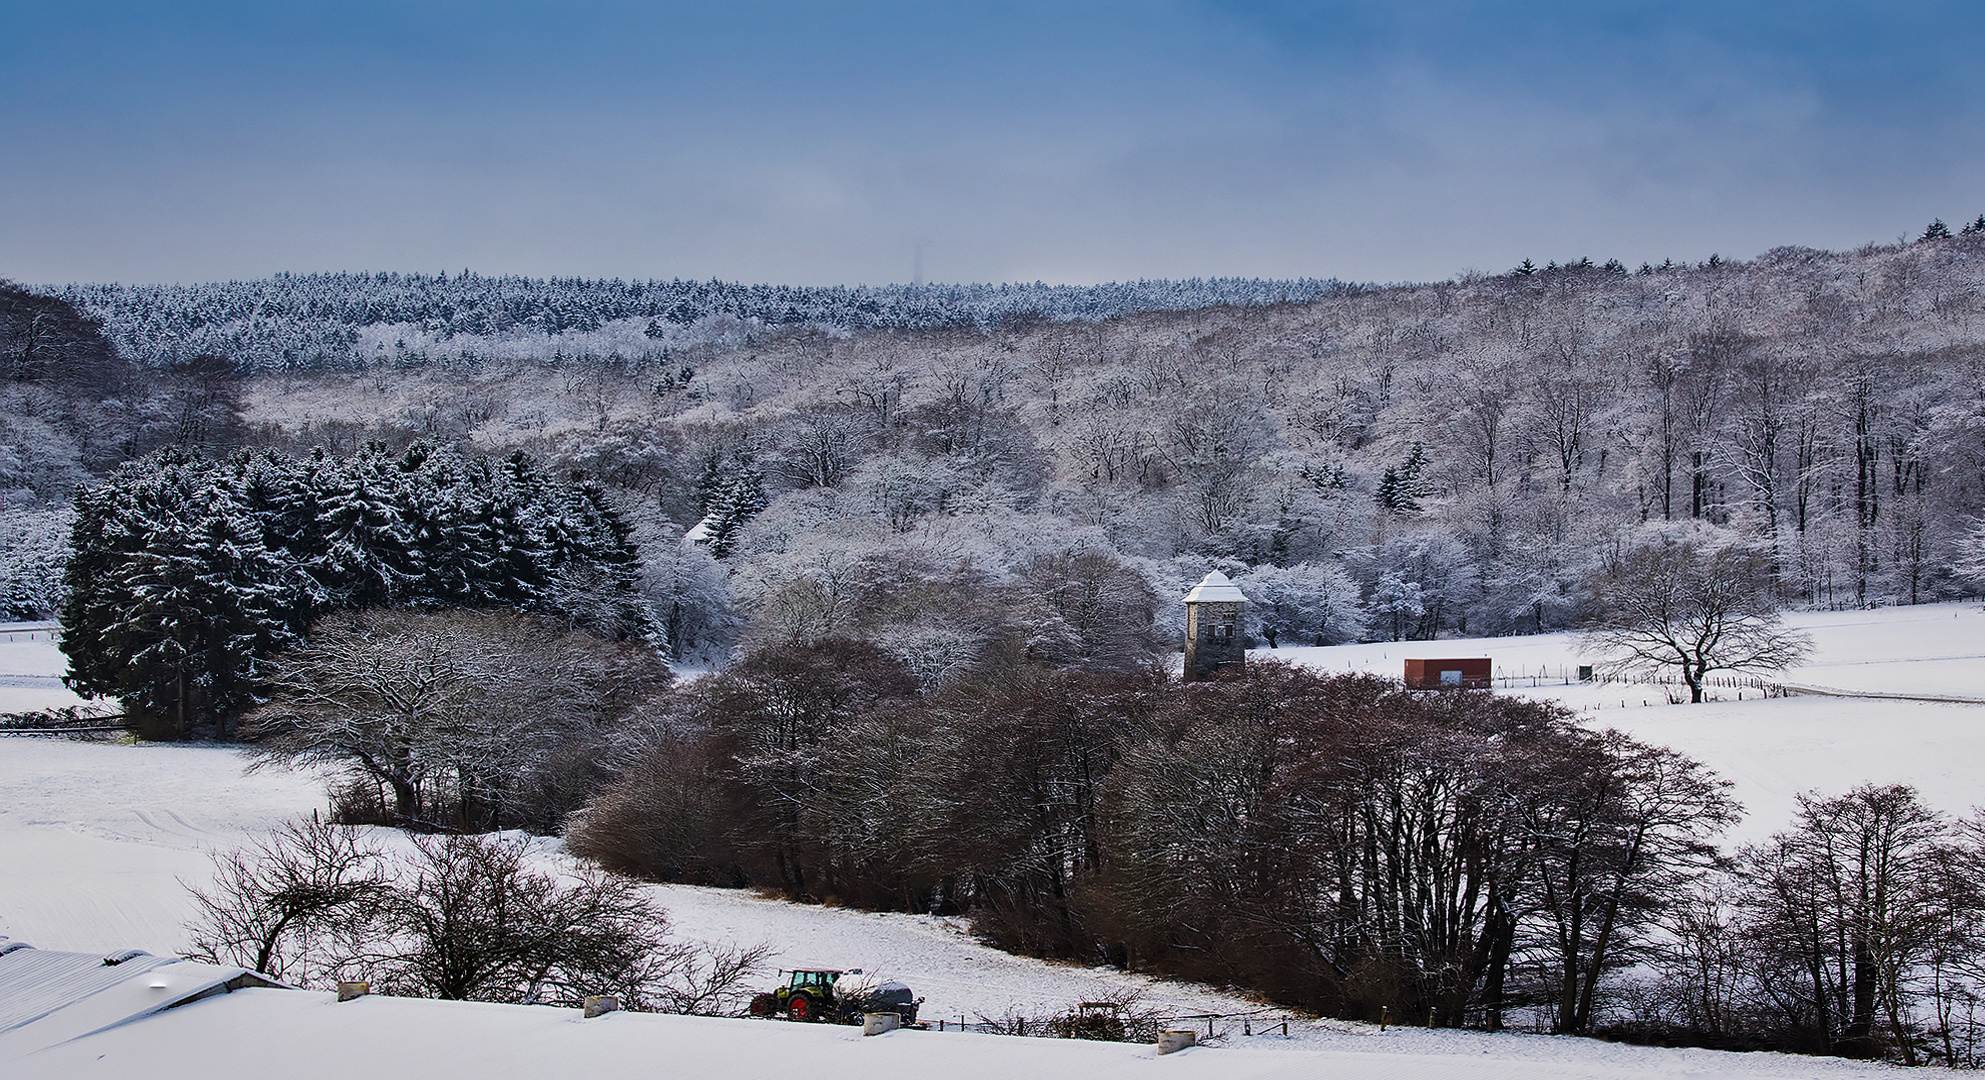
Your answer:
[1182,570,1248,604]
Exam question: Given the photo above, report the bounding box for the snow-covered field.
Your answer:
[8,981,1902,1080]
[6,607,1977,1078]
[0,737,1910,1079]
[0,624,103,714]
[1273,602,1985,844]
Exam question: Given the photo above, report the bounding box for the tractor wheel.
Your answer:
[788,995,816,1022]
[748,993,778,1017]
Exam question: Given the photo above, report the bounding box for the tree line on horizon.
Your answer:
[8,229,1985,665]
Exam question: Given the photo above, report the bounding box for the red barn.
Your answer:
[1403,657,1491,689]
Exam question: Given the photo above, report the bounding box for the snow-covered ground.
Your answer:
[9,981,1904,1080]
[0,624,102,714]
[4,606,1975,1077]
[0,738,327,954]
[1271,602,1985,843]
[1267,603,1985,702]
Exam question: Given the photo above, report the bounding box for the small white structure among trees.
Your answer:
[1586,522,1811,702]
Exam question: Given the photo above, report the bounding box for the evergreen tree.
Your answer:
[702,470,768,559]
[314,446,420,607]
[1375,443,1432,513]
[61,445,653,738]
[61,457,303,738]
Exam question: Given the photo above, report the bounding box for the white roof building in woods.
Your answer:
[1182,571,1249,682]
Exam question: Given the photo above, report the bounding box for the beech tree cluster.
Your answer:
[554,648,1985,1062]
[566,651,1738,1033]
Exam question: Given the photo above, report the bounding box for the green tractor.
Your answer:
[748,968,922,1025]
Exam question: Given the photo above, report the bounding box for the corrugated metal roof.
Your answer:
[1182,571,1247,604]
[0,946,182,1036]
[0,942,284,1060]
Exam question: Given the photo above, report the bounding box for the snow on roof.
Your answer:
[0,944,284,1061]
[683,514,717,545]
[1181,570,1247,604]
[6,981,1895,1080]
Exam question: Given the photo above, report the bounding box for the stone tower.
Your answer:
[1182,570,1248,681]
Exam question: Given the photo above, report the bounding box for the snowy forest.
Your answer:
[10,229,1985,650]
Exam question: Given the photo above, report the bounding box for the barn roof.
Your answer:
[0,942,285,1060]
[1182,571,1247,604]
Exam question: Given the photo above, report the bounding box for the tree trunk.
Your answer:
[1845,945,1878,1057]
[391,777,420,825]
[1478,899,1515,1032]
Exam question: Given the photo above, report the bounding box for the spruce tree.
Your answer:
[61,444,654,738]
[703,470,768,559]
[62,457,302,738]
[1375,444,1432,513]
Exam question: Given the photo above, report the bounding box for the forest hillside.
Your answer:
[9,234,1985,653]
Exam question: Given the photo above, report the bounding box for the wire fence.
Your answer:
[0,708,127,737]
[1490,666,1774,691]
[924,1006,1301,1041]
[0,623,61,644]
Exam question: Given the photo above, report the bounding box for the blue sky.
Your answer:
[3,1,1982,285]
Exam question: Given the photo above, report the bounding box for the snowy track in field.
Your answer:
[0,739,329,953]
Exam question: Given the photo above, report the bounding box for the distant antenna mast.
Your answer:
[913,245,924,287]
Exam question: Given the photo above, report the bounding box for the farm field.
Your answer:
[4,605,1979,1078]
[1274,602,1985,843]
[0,744,1906,1080]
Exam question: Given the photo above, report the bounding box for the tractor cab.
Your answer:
[787,969,841,994]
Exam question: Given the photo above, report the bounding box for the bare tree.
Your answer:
[1525,732,1739,1035]
[185,825,770,1013]
[366,833,668,1004]
[244,608,670,831]
[1954,518,1985,596]
[1587,522,1811,702]
[183,818,389,984]
[770,405,870,489]
[1735,785,1971,1063]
